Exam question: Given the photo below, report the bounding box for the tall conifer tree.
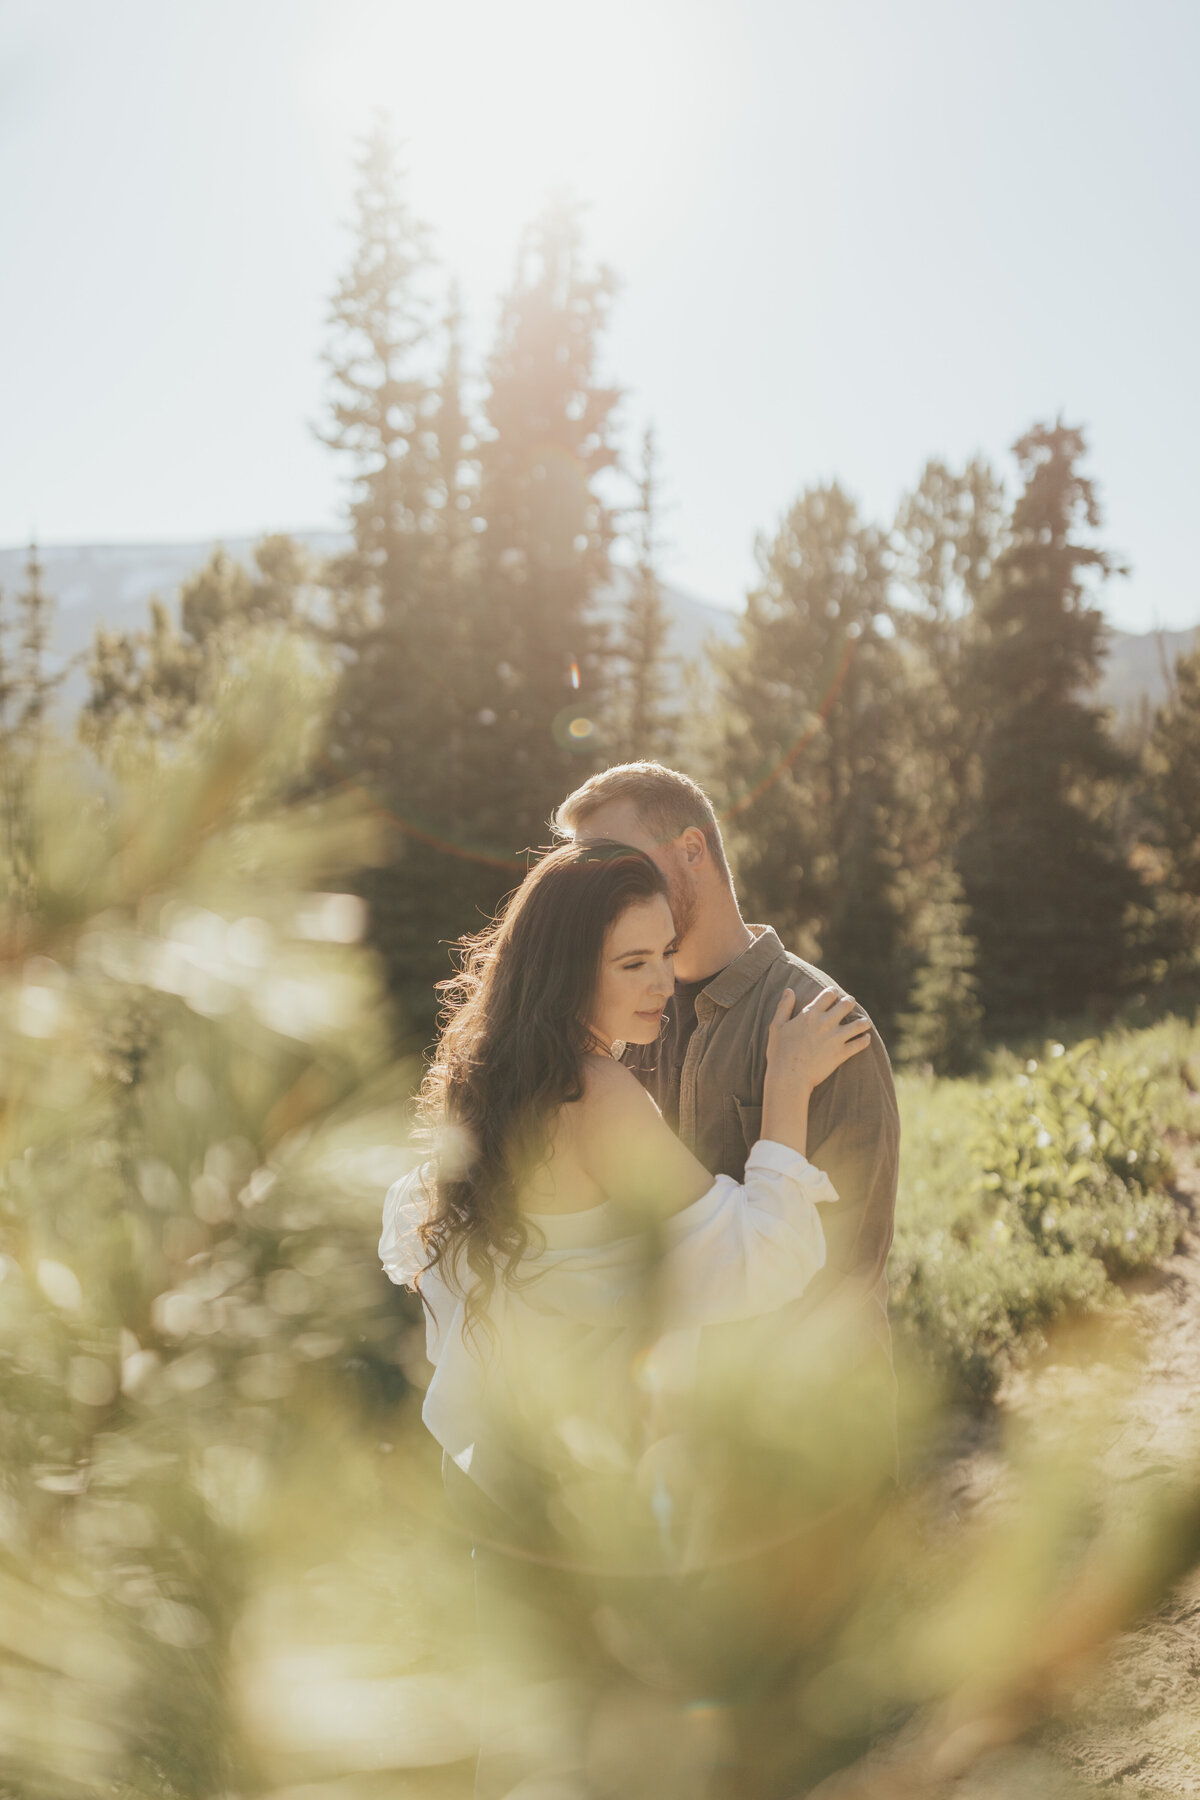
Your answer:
[896,862,983,1074]
[316,124,484,1032]
[0,581,17,864]
[473,198,620,848]
[320,119,437,609]
[430,282,475,576]
[615,426,676,760]
[957,422,1137,1025]
[317,168,623,1034]
[1146,644,1200,897]
[890,459,1005,1049]
[713,485,907,1028]
[893,457,1006,851]
[0,582,15,742]
[14,542,60,740]
[0,544,60,883]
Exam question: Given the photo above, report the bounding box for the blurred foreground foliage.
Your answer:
[2,642,1200,1797]
[0,641,473,1796]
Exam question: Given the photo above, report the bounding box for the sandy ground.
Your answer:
[940,1151,1200,1799]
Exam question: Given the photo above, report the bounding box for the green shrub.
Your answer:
[890,1031,1192,1400]
[974,1041,1176,1268]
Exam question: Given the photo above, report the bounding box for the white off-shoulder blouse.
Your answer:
[380,1139,837,1509]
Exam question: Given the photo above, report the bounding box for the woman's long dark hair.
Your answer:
[415,840,669,1335]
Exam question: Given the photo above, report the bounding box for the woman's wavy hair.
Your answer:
[415,840,670,1337]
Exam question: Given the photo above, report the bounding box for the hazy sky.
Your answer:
[2,0,1197,630]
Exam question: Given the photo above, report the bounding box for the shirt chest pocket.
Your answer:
[723,1095,764,1172]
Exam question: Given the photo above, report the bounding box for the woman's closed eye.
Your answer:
[621,947,675,971]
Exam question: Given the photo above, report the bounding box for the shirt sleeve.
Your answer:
[379,1165,431,1288]
[379,1164,463,1369]
[383,1143,838,1337]
[803,1024,900,1311]
[657,1137,837,1327]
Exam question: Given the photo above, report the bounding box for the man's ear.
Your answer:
[679,826,708,868]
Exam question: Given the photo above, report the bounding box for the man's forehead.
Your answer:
[575,798,658,846]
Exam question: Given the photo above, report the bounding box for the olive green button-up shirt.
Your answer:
[632,924,901,1362]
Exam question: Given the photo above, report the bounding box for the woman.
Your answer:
[380,840,869,1513]
[381,842,870,1798]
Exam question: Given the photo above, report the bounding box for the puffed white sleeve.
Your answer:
[658,1137,836,1326]
[379,1165,431,1288]
[379,1163,462,1370]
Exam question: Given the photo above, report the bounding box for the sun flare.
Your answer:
[296,0,746,264]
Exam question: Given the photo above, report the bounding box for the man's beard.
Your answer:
[666,867,698,950]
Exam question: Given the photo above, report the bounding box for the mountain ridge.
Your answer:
[0,534,1193,724]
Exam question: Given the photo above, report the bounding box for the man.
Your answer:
[553,764,901,1794]
[553,760,900,1445]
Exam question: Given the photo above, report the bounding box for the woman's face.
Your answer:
[588,894,676,1049]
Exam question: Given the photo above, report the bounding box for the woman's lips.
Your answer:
[635,1009,664,1022]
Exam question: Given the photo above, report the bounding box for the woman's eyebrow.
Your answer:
[608,946,660,961]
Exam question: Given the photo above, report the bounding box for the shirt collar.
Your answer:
[697,924,785,1010]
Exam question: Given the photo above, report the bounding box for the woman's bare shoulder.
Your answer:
[577,1053,661,1107]
[568,1056,662,1144]
[570,1056,710,1212]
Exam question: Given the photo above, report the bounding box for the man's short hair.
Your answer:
[553,762,731,882]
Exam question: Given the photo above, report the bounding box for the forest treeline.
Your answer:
[7,121,1200,1066]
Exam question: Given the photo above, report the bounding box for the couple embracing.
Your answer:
[381,761,900,1795]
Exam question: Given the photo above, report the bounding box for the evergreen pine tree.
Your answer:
[614,426,677,761]
[178,545,255,645]
[354,198,623,1034]
[957,422,1137,1026]
[82,622,158,745]
[472,198,620,848]
[896,862,983,1074]
[430,282,476,577]
[0,544,60,886]
[893,457,1007,852]
[14,541,60,740]
[1146,642,1200,896]
[81,539,311,747]
[347,198,622,1035]
[0,581,17,864]
[324,195,621,1034]
[319,119,437,608]
[821,766,909,1035]
[243,533,312,626]
[314,125,504,1033]
[712,484,907,1029]
[890,459,1006,1052]
[0,581,15,742]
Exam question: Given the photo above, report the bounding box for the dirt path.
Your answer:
[942,1152,1200,1798]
